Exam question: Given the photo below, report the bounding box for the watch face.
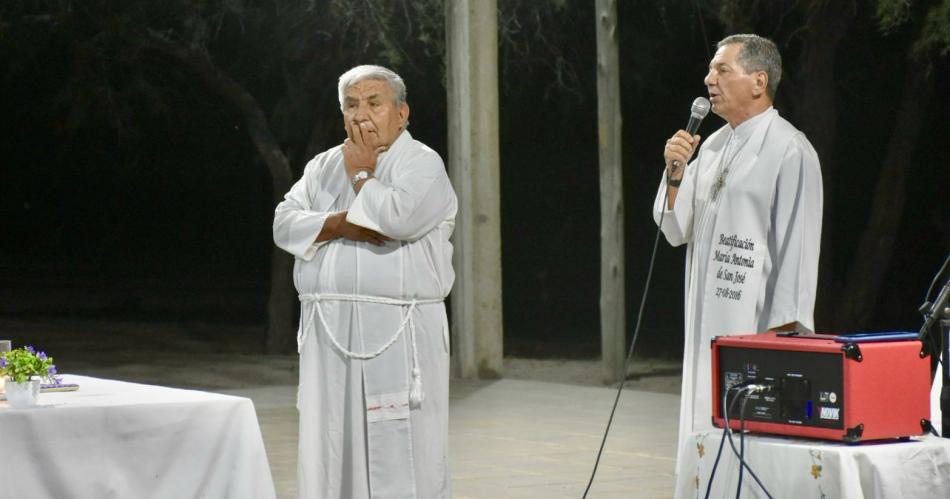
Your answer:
[352,170,370,185]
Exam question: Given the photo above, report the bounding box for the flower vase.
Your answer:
[5,377,40,408]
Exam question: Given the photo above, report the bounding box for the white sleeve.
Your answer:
[652,160,697,247]
[272,158,335,261]
[765,136,823,331]
[346,150,456,241]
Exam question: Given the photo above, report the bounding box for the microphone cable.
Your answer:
[584,3,711,491]
[580,169,679,498]
[704,384,751,499]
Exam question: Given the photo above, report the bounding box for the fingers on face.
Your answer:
[360,122,380,148]
[351,121,365,145]
[345,120,356,141]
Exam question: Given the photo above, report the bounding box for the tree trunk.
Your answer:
[445,0,504,379]
[595,0,625,384]
[791,2,855,330]
[138,30,298,352]
[835,56,933,329]
[266,246,298,352]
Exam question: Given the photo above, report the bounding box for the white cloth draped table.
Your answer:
[678,431,950,499]
[0,375,276,499]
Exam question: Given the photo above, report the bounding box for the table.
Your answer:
[0,375,276,499]
[677,430,950,499]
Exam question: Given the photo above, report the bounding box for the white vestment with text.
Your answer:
[653,108,823,493]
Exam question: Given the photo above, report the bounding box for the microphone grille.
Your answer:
[691,97,711,118]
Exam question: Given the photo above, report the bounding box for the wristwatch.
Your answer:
[350,169,373,186]
[668,161,682,187]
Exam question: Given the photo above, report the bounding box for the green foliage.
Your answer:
[877,0,950,56]
[877,0,914,32]
[1,346,57,384]
[918,0,950,55]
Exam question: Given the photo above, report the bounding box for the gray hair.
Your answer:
[337,65,407,110]
[717,34,782,99]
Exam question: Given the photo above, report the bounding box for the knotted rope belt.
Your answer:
[298,293,443,406]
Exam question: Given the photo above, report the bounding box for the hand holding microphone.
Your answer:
[664,97,711,185]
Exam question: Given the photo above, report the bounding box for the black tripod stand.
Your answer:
[918,252,950,438]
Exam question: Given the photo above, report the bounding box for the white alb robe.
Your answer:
[273,130,456,499]
[652,108,823,494]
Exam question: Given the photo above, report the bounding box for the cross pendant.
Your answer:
[713,174,725,198]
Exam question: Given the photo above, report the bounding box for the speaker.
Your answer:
[711,332,932,442]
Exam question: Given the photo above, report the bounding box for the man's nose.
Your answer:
[703,70,715,86]
[355,105,368,119]
[351,101,371,121]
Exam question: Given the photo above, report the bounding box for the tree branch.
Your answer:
[136,29,294,201]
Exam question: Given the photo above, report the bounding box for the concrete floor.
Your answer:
[222,378,679,499]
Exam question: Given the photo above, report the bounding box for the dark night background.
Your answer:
[1,1,948,361]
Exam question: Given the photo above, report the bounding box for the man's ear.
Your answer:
[752,71,768,98]
[399,103,410,129]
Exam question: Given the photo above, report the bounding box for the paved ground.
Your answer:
[222,377,679,499]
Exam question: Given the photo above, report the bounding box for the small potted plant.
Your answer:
[1,346,59,408]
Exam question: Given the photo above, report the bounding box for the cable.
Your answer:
[704,385,750,499]
[736,391,753,499]
[721,386,774,499]
[581,172,675,498]
[704,428,729,499]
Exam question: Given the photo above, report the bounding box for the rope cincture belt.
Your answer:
[298,292,443,407]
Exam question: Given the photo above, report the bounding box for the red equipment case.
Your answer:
[711,332,932,442]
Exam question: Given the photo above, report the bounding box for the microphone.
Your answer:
[670,97,711,176]
[686,96,711,135]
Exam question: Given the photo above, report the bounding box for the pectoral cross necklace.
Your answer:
[711,132,739,200]
[713,171,727,198]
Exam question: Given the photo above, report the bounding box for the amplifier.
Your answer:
[711,332,932,442]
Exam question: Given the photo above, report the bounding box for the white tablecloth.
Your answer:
[0,375,276,499]
[677,431,950,499]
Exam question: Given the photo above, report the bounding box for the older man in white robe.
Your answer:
[274,65,456,499]
[652,34,823,495]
